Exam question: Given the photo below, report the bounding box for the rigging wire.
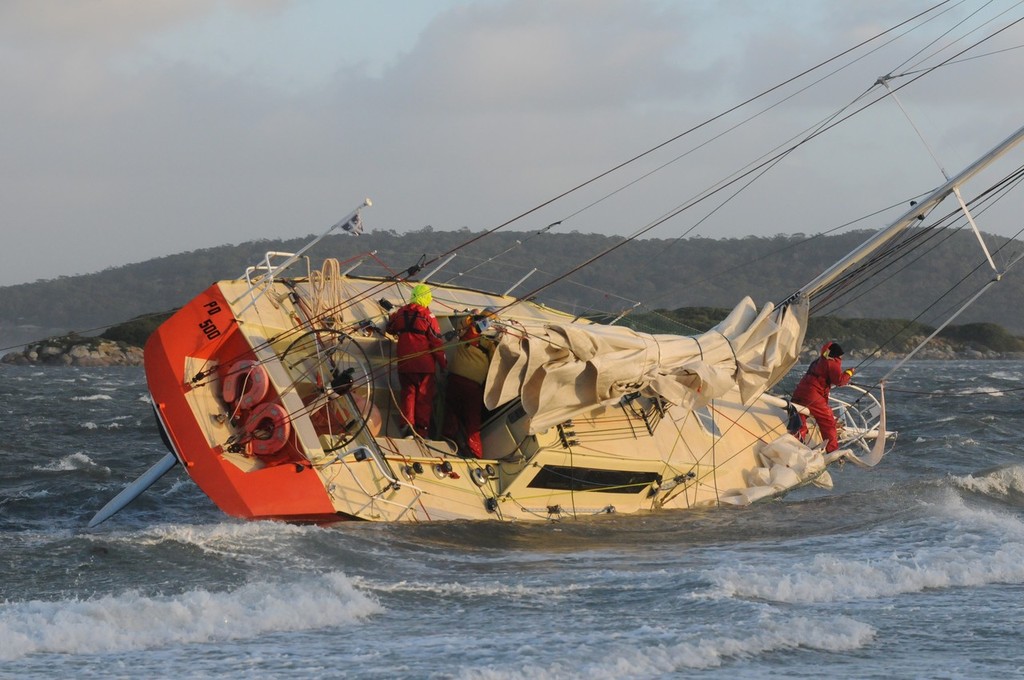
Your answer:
[813,162,1024,316]
[899,40,1024,74]
[812,165,1024,320]
[888,0,998,74]
[568,11,1024,329]
[415,1,955,271]
[807,167,1024,379]
[4,2,977,359]
[439,0,945,285]
[895,0,1024,75]
[498,10,1024,314]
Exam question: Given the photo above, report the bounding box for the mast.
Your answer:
[794,123,1024,301]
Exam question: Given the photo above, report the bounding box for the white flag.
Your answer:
[341,213,364,235]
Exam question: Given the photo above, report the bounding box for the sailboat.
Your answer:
[89,8,1024,526]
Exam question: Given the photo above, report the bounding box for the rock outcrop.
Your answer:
[1,336,143,366]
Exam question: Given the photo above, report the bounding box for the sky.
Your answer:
[3,0,1024,287]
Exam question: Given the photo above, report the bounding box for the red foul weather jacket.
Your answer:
[791,351,851,408]
[386,303,447,374]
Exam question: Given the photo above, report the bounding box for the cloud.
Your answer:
[376,0,697,114]
[1,0,1022,287]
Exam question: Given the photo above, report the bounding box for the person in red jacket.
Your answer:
[791,340,854,453]
[386,283,447,438]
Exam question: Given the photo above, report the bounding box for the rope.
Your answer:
[308,258,346,327]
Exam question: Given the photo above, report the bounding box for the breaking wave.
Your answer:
[707,482,1024,604]
[32,452,105,472]
[457,616,874,678]
[0,572,380,661]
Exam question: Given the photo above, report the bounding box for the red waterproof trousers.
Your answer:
[792,355,850,453]
[398,372,436,438]
[442,373,484,458]
[796,399,840,453]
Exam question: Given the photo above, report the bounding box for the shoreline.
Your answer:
[1,338,143,367]
[4,340,1023,368]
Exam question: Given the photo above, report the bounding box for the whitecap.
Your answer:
[706,489,1024,604]
[33,452,105,472]
[707,542,1024,604]
[71,394,114,402]
[105,521,318,561]
[357,577,587,601]
[953,465,1024,499]
[455,615,874,678]
[7,489,51,500]
[0,571,380,662]
[951,386,1005,397]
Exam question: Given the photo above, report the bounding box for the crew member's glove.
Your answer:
[844,368,855,377]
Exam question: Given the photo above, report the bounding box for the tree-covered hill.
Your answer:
[619,308,1024,357]
[2,227,1024,348]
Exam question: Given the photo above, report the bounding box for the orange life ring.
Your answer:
[222,360,270,411]
[244,402,291,456]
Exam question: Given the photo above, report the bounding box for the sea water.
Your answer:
[1,362,1023,679]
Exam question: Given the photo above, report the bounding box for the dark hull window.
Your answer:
[527,465,661,494]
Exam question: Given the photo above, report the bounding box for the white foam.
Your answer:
[359,577,587,600]
[71,394,114,401]
[951,385,1005,397]
[459,615,874,678]
[33,452,105,472]
[161,479,193,496]
[107,521,317,559]
[0,572,380,661]
[708,488,1024,604]
[953,465,1024,499]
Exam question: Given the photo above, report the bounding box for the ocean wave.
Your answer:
[102,521,317,561]
[708,543,1024,604]
[357,577,587,601]
[456,615,874,678]
[949,386,1006,397]
[0,571,380,662]
[32,452,106,472]
[706,489,1024,604]
[952,465,1024,503]
[78,419,135,430]
[71,394,114,402]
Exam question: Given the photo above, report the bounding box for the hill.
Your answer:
[5,304,1020,368]
[2,227,1024,348]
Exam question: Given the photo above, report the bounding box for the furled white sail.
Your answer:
[484,295,809,433]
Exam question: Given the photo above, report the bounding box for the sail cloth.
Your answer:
[483,295,809,434]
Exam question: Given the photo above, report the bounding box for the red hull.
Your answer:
[144,284,340,522]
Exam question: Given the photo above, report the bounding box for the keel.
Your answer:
[88,452,179,528]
